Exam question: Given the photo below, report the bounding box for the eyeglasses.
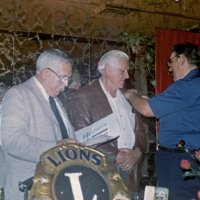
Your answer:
[167,55,179,68]
[47,68,69,84]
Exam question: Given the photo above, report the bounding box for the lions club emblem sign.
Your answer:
[29,144,131,200]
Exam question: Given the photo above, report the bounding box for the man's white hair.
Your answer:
[98,50,129,74]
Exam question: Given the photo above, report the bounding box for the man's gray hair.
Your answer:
[36,48,74,73]
[98,50,129,74]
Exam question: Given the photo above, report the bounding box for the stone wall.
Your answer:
[0,0,199,87]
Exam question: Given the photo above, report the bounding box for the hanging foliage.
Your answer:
[121,32,155,87]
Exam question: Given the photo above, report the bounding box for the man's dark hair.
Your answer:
[172,42,200,67]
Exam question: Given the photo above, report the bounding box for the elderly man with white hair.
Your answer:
[70,50,146,195]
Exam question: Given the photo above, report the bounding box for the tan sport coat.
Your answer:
[0,77,75,200]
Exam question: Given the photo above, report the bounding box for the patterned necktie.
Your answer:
[49,96,69,139]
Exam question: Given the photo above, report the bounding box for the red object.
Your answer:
[180,160,191,170]
[195,150,200,159]
[197,190,200,199]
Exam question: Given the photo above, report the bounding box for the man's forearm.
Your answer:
[126,91,154,117]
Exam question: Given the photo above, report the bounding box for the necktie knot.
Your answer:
[49,96,55,105]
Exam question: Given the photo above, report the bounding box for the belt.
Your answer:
[158,145,196,153]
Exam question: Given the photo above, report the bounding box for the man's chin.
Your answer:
[120,83,125,88]
[55,91,61,96]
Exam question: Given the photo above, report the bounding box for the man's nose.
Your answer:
[124,70,129,79]
[62,79,69,86]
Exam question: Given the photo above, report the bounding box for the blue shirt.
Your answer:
[148,69,200,149]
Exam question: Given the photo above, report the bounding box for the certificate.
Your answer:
[75,114,120,146]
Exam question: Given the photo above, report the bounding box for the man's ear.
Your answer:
[179,54,187,66]
[41,68,49,79]
[104,63,110,72]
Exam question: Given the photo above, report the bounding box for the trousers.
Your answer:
[155,150,200,200]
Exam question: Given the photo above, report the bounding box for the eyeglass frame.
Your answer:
[47,67,70,84]
[167,55,180,68]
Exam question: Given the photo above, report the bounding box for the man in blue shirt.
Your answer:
[125,42,200,200]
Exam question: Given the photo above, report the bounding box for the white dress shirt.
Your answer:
[99,80,136,149]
